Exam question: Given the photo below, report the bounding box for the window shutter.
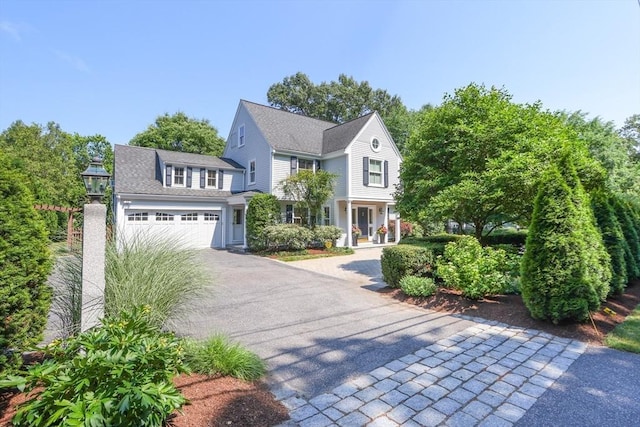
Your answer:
[218,170,224,189]
[200,168,205,188]
[187,167,192,188]
[363,157,369,186]
[290,156,298,175]
[166,165,172,187]
[315,159,321,171]
[384,160,389,188]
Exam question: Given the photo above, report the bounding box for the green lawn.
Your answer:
[604,304,640,353]
[266,247,354,262]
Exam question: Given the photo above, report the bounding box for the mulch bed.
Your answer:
[2,280,638,426]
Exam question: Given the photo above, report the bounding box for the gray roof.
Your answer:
[114,145,240,198]
[241,100,373,156]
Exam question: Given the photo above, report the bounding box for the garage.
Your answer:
[123,209,222,249]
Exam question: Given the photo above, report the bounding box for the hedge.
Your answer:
[381,245,436,288]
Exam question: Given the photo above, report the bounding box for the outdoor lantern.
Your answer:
[81,157,111,203]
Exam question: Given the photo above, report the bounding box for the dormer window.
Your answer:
[174,167,185,186]
[238,125,245,147]
[207,170,217,187]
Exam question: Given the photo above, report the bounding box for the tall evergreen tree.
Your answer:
[612,196,640,279]
[592,191,628,294]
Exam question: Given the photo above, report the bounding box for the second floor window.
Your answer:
[174,167,185,185]
[207,170,217,187]
[238,125,245,147]
[249,160,256,184]
[369,160,382,185]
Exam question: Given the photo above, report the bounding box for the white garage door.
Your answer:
[123,210,222,249]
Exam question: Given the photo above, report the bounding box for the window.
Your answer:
[369,159,382,185]
[323,206,330,226]
[204,213,219,221]
[298,158,314,171]
[249,160,256,184]
[371,138,380,152]
[233,209,242,225]
[127,212,148,221]
[174,167,185,185]
[207,170,217,187]
[155,212,174,222]
[181,212,198,221]
[238,125,245,147]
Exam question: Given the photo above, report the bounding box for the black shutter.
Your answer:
[290,156,297,175]
[384,160,389,188]
[315,159,321,171]
[166,165,172,187]
[363,157,369,186]
[218,170,224,189]
[187,167,192,188]
[200,168,205,188]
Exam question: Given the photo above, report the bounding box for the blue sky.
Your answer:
[1,0,638,145]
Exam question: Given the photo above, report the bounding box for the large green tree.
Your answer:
[279,170,337,228]
[129,112,225,156]
[619,114,640,160]
[397,83,604,241]
[267,72,414,151]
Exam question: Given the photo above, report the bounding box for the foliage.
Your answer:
[619,114,640,161]
[604,304,640,353]
[49,255,83,339]
[376,224,388,235]
[591,191,628,294]
[310,225,342,246]
[381,246,436,288]
[0,308,187,426]
[129,112,226,156]
[0,121,113,236]
[267,72,412,149]
[0,152,53,374]
[246,194,282,251]
[436,236,512,299]
[105,233,209,330]
[262,224,314,251]
[388,221,414,239]
[421,234,466,244]
[482,229,528,246]
[352,224,362,236]
[612,196,640,280]
[267,247,353,262]
[399,276,437,298]
[520,165,608,323]
[397,83,605,241]
[279,169,337,227]
[183,335,266,381]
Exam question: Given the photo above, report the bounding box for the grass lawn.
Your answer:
[266,247,354,262]
[604,304,640,353]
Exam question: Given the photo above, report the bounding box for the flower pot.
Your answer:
[352,233,359,246]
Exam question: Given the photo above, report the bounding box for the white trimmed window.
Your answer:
[155,212,174,222]
[371,137,381,152]
[299,158,314,171]
[181,212,198,221]
[249,160,256,184]
[204,213,219,221]
[127,212,148,221]
[207,170,217,187]
[369,159,382,185]
[174,167,185,185]
[238,124,245,147]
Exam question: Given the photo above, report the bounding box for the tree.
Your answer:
[0,151,53,373]
[520,164,608,323]
[619,114,640,160]
[279,170,337,228]
[267,72,413,150]
[396,83,604,241]
[246,194,282,251]
[612,196,640,280]
[129,112,225,156]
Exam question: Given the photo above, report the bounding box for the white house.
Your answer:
[113,100,402,249]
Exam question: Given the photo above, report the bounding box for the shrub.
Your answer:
[436,236,511,299]
[422,233,465,244]
[388,221,414,239]
[1,308,188,426]
[263,224,313,251]
[592,191,628,294]
[105,233,209,330]
[400,276,437,297]
[0,153,53,374]
[612,196,640,280]
[184,335,266,381]
[381,246,436,288]
[521,165,608,323]
[482,229,528,246]
[246,194,281,251]
[310,225,342,248]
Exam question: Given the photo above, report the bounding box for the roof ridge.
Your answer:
[240,99,336,126]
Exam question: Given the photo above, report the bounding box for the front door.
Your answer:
[357,207,369,238]
[232,208,244,242]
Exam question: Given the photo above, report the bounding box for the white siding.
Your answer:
[323,155,347,198]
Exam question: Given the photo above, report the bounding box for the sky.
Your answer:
[1,0,638,146]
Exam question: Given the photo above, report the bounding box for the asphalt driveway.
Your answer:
[174,248,474,398]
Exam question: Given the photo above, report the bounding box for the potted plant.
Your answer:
[352,225,361,246]
[376,224,387,243]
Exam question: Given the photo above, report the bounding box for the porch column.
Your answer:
[243,203,248,249]
[346,200,353,248]
[395,215,401,243]
[384,203,389,243]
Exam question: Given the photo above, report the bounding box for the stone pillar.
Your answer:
[81,203,107,332]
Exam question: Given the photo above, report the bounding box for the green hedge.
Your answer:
[381,245,436,288]
[483,230,528,246]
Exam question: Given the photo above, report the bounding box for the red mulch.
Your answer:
[2,280,638,426]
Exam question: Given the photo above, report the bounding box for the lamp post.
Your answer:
[80,157,110,332]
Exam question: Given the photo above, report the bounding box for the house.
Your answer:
[113,100,402,249]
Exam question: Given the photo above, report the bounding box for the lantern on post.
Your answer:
[81,157,111,203]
